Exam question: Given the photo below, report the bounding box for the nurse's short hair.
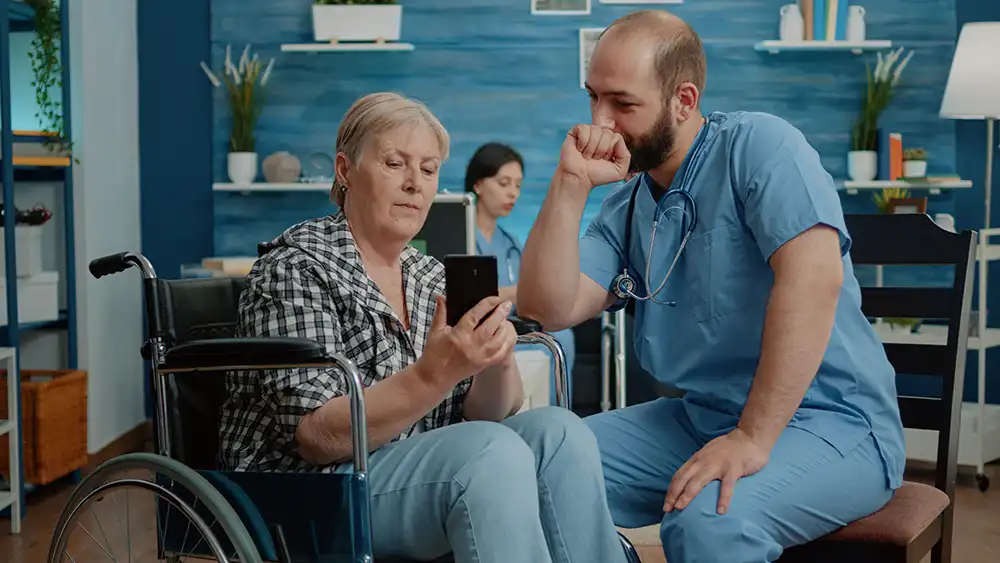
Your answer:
[332,92,450,206]
[603,10,707,100]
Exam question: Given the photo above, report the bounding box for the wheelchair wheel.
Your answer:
[48,452,262,563]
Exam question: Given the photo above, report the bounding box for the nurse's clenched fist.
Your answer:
[557,124,631,189]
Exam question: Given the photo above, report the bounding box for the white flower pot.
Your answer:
[312,5,403,43]
[227,152,258,185]
[848,150,878,181]
[903,160,927,178]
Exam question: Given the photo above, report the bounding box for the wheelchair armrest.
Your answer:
[158,337,328,371]
[509,315,543,336]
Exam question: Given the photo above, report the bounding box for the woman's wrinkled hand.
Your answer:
[418,295,516,386]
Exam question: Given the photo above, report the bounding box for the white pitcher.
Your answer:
[780,3,805,42]
[847,5,866,42]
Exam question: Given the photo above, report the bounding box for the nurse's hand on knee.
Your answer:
[556,124,631,189]
[417,295,515,384]
[663,428,769,516]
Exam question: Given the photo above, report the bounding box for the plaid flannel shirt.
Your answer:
[218,210,470,472]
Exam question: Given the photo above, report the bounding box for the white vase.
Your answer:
[903,160,927,178]
[312,5,403,43]
[848,150,878,181]
[227,152,258,185]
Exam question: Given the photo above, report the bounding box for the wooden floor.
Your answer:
[2,463,998,562]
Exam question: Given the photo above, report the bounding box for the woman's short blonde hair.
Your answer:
[332,92,450,206]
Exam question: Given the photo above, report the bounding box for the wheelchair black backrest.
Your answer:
[157,276,247,470]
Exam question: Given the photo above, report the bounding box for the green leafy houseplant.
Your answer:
[903,147,927,161]
[200,45,275,154]
[24,0,72,158]
[850,47,914,152]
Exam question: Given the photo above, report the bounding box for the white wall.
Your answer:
[68,0,145,454]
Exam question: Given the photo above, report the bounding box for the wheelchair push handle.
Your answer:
[89,252,131,278]
[88,251,158,280]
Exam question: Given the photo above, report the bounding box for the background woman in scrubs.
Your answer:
[465,142,577,376]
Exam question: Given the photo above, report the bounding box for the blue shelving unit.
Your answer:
[0,0,78,525]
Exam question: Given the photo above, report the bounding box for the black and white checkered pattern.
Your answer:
[218,210,470,472]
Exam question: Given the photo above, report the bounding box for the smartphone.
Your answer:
[444,254,499,327]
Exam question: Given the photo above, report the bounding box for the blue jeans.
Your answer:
[340,406,626,563]
[586,398,894,563]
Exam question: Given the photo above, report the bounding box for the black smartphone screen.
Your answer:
[444,255,499,327]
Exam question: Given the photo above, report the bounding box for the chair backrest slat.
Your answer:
[847,213,973,265]
[859,287,954,319]
[882,343,954,377]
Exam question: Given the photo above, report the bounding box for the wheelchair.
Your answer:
[45,251,642,563]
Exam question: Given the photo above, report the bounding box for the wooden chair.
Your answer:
[780,213,977,563]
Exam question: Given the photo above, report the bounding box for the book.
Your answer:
[801,0,814,40]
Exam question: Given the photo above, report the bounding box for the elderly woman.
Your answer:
[218,92,626,563]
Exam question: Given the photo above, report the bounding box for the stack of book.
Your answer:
[798,0,850,41]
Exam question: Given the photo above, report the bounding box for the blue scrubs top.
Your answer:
[476,225,577,379]
[580,111,905,489]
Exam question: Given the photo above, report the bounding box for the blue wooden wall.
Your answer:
[210,0,959,256]
[206,0,1000,403]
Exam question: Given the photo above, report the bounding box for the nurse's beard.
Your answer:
[625,107,676,174]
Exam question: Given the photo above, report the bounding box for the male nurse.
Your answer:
[517,9,905,563]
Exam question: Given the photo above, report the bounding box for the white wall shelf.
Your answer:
[875,323,1000,351]
[280,42,414,53]
[839,179,972,195]
[754,40,893,55]
[213,182,331,193]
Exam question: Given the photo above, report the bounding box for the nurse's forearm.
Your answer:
[518,174,589,326]
[738,268,841,454]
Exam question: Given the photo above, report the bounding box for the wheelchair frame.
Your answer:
[49,251,624,563]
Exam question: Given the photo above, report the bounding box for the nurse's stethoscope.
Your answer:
[477,225,522,283]
[611,119,711,305]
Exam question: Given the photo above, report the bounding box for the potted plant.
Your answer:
[848,47,913,181]
[200,45,275,184]
[312,0,403,44]
[902,147,928,178]
[24,0,73,160]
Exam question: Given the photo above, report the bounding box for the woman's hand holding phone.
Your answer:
[418,294,517,386]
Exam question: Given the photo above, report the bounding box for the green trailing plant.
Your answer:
[24,0,73,158]
[200,45,276,153]
[314,0,397,5]
[903,147,927,161]
[850,47,914,152]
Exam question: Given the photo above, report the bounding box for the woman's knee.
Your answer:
[448,421,537,483]
[506,406,602,467]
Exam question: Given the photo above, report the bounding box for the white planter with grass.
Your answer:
[848,150,878,181]
[228,152,258,184]
[312,4,403,43]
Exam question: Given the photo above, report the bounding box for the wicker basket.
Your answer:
[0,369,88,485]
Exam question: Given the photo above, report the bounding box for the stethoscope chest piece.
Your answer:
[612,272,636,300]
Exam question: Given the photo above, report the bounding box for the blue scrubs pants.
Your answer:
[585,398,893,563]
